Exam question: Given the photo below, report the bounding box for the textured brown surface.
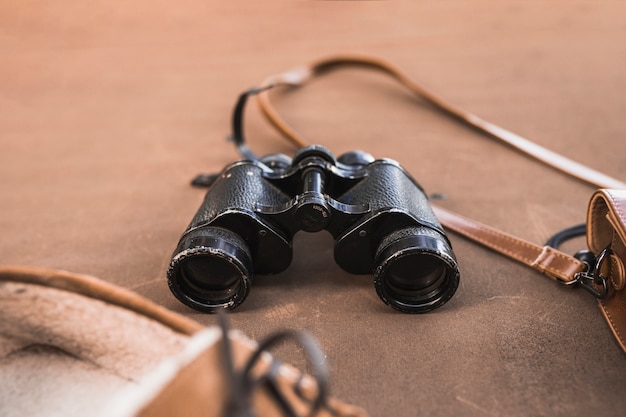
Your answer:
[0,281,188,416]
[2,2,626,416]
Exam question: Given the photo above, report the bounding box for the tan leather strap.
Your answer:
[0,265,204,335]
[254,54,625,284]
[257,54,626,190]
[432,206,586,282]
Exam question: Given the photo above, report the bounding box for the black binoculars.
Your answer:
[167,145,459,313]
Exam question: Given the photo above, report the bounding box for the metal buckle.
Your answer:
[569,245,612,299]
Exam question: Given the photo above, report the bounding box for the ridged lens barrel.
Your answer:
[167,227,253,312]
[374,227,459,313]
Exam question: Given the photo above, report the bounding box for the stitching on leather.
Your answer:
[447,215,535,263]
[588,193,604,252]
[590,195,626,351]
[533,246,583,278]
[606,191,626,241]
[531,246,559,274]
[599,300,626,351]
[589,191,626,253]
[609,254,625,291]
[447,214,577,278]
[606,191,625,222]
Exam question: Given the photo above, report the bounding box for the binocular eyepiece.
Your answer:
[168,145,459,313]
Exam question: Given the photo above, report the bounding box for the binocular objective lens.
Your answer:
[167,227,253,312]
[180,256,243,301]
[385,255,447,298]
[374,227,460,313]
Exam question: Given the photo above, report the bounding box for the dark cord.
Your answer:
[545,223,587,249]
[218,312,329,417]
[192,85,276,187]
[230,85,276,162]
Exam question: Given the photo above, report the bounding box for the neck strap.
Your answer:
[249,54,626,293]
[257,54,626,190]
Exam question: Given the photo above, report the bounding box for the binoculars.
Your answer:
[167,145,459,313]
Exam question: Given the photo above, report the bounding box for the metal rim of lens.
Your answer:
[168,246,252,312]
[374,246,459,313]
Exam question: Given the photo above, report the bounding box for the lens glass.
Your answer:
[385,253,447,298]
[374,230,460,313]
[179,255,242,303]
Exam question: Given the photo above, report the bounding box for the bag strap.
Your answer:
[252,54,626,288]
[257,54,626,190]
[431,206,586,283]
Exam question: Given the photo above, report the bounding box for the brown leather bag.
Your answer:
[251,54,626,354]
[588,189,626,352]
